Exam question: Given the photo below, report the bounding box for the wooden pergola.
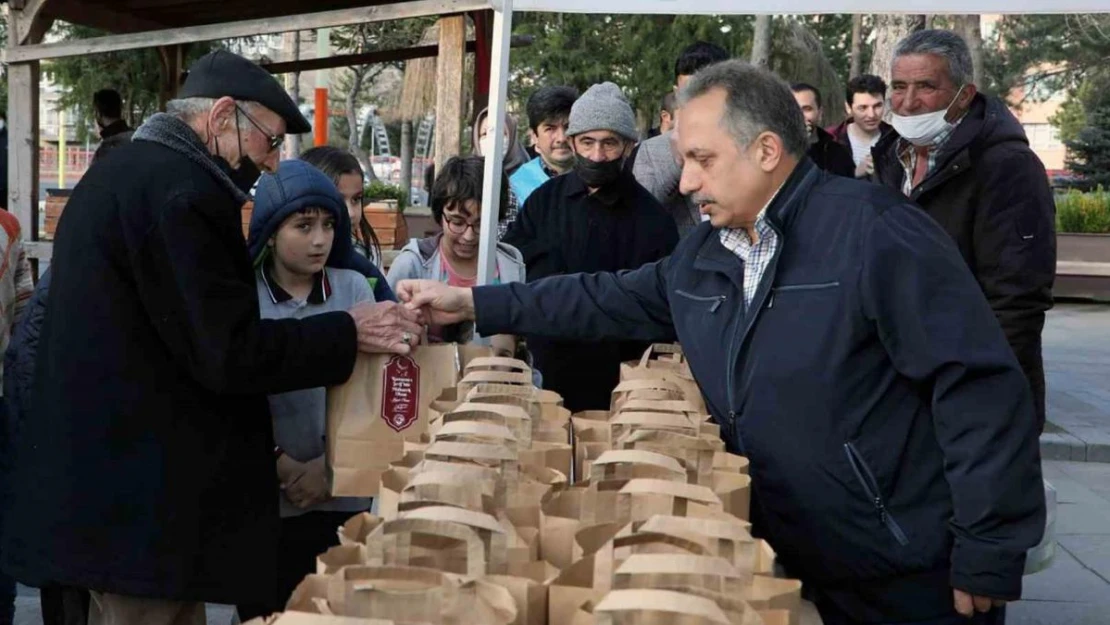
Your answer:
[4,0,508,267]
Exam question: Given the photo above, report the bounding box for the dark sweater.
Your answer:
[503,169,678,412]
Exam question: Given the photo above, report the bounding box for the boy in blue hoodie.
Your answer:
[238,160,375,620]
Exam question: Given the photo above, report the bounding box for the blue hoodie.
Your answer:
[247,159,395,301]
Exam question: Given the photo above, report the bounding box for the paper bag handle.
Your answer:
[612,378,684,394]
[425,441,517,462]
[618,478,723,518]
[466,357,532,374]
[375,516,492,579]
[594,589,731,625]
[461,370,534,386]
[591,449,686,475]
[614,553,744,578]
[637,343,686,368]
[433,421,518,444]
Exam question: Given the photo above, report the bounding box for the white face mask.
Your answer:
[0,120,6,132]
[890,85,966,147]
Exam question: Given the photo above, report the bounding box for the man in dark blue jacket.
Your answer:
[397,60,1044,625]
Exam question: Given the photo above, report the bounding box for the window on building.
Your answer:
[1023,123,1062,151]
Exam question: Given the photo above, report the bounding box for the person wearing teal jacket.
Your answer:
[509,85,578,205]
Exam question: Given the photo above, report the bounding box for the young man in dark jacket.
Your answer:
[504,82,678,412]
[398,60,1043,625]
[827,74,894,179]
[792,82,855,177]
[0,50,425,625]
[874,29,1056,431]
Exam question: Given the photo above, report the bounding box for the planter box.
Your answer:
[43,188,73,240]
[1055,233,1110,301]
[364,200,408,250]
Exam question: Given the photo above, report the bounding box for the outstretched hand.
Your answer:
[396,279,476,326]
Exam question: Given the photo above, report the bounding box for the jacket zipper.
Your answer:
[674,290,727,312]
[843,442,909,546]
[725,222,785,431]
[766,281,841,309]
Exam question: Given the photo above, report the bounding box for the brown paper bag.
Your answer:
[634,515,756,570]
[593,588,735,625]
[588,450,687,484]
[615,478,724,522]
[317,544,367,574]
[436,402,534,447]
[337,513,383,546]
[484,561,555,625]
[610,379,687,411]
[612,553,751,596]
[246,614,404,625]
[327,345,462,496]
[547,530,714,625]
[325,566,516,624]
[457,358,535,395]
[365,505,509,577]
[620,344,708,413]
[711,471,752,521]
[618,429,720,485]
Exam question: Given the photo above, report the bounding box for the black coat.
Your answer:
[475,159,1044,622]
[1,138,358,605]
[808,127,855,178]
[874,94,1056,429]
[504,170,678,412]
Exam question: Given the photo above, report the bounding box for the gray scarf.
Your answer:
[132,113,251,206]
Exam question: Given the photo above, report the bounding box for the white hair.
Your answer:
[165,97,262,130]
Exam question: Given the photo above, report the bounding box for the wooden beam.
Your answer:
[10,0,53,46]
[263,42,475,75]
[47,0,167,34]
[434,15,466,174]
[3,0,491,63]
[6,63,42,253]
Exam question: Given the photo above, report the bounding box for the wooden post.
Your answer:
[7,63,42,258]
[157,44,184,111]
[434,15,466,174]
[470,10,494,118]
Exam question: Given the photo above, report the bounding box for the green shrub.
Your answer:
[1056,187,1110,234]
[364,181,408,211]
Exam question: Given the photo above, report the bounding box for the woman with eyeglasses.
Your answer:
[386,156,533,372]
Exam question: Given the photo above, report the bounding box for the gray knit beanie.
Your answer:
[566,82,639,142]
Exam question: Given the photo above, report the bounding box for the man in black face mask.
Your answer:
[503,81,678,412]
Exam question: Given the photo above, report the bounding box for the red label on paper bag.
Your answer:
[381,355,421,433]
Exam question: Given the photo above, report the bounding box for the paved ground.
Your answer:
[1041,303,1110,462]
[1008,460,1110,625]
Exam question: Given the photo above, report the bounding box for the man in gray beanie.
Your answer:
[503,81,678,412]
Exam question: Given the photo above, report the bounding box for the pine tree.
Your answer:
[1066,104,1110,188]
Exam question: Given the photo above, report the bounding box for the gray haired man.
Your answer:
[873,29,1056,433]
[502,81,678,413]
[400,60,1043,625]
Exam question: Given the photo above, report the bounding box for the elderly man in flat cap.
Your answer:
[0,50,424,625]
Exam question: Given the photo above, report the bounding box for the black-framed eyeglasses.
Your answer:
[236,103,284,152]
[444,218,480,235]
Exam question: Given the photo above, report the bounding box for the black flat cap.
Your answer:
[179,49,311,135]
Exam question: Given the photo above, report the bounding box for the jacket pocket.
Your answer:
[674,289,727,313]
[768,281,839,308]
[843,442,910,546]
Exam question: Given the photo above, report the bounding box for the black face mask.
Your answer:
[229,156,262,194]
[574,155,624,189]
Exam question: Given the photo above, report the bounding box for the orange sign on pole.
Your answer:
[314,87,328,146]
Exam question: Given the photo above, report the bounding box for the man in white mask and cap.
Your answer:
[873,29,1056,435]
